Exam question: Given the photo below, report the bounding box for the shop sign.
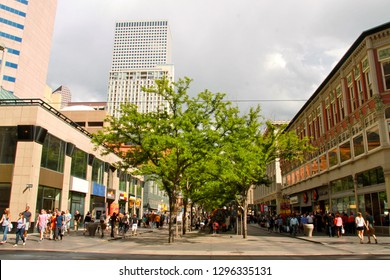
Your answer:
[92,182,106,197]
[129,196,135,207]
[119,192,127,201]
[136,198,141,207]
[107,189,116,200]
[303,192,308,203]
[312,188,319,201]
[110,203,119,216]
[290,196,299,204]
[70,176,89,194]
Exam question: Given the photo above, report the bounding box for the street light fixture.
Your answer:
[0,43,7,89]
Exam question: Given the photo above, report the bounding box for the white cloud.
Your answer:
[265,53,287,70]
[47,0,390,121]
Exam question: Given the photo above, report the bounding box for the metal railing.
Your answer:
[0,98,93,138]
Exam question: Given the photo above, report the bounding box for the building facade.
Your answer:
[107,20,174,117]
[280,22,390,234]
[52,85,72,109]
[0,0,57,98]
[0,99,146,226]
[252,121,288,216]
[61,102,107,134]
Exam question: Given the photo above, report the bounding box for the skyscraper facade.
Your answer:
[0,0,57,99]
[52,85,72,109]
[107,20,174,117]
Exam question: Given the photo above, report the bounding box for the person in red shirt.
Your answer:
[212,221,219,234]
[347,212,355,234]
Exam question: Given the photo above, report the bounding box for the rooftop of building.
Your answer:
[0,87,17,100]
[285,21,390,131]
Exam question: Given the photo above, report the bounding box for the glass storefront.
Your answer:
[36,186,61,217]
[41,134,66,172]
[0,184,11,215]
[0,127,17,164]
[68,191,85,228]
[71,148,88,180]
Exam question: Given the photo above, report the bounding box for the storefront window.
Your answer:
[92,158,104,185]
[330,176,354,193]
[311,159,319,175]
[71,148,88,179]
[339,141,351,162]
[366,125,381,151]
[0,127,17,163]
[379,192,389,226]
[0,184,11,214]
[319,154,327,172]
[129,178,136,194]
[353,134,364,156]
[357,195,365,214]
[41,134,65,172]
[36,185,61,215]
[68,192,85,228]
[119,172,127,191]
[328,148,338,167]
[356,167,385,188]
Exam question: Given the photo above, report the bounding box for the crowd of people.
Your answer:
[0,206,77,247]
[256,210,378,244]
[85,210,167,238]
[0,206,381,246]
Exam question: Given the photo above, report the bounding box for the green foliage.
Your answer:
[92,77,312,240]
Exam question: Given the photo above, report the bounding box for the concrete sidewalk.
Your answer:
[1,223,389,258]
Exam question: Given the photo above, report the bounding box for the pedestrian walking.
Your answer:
[23,206,32,240]
[355,212,367,244]
[334,213,343,238]
[325,212,335,237]
[365,211,378,244]
[289,214,299,236]
[74,210,81,232]
[0,208,11,244]
[49,211,57,240]
[110,212,118,238]
[13,212,26,247]
[212,221,219,234]
[83,211,92,235]
[347,212,355,234]
[55,210,65,240]
[35,209,48,241]
[64,209,72,235]
[131,214,138,236]
[99,211,107,238]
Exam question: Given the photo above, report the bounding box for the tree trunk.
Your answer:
[168,196,175,243]
[242,199,248,239]
[182,198,188,235]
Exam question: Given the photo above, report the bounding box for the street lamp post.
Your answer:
[0,43,7,89]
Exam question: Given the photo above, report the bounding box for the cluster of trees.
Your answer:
[92,77,310,243]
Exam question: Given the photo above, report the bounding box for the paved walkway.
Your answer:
[1,223,389,258]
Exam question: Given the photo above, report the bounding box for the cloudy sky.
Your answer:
[47,0,390,121]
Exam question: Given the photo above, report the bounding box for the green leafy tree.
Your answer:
[92,77,229,243]
[208,106,312,238]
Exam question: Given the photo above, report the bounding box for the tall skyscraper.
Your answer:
[0,0,57,98]
[52,85,72,109]
[107,20,174,117]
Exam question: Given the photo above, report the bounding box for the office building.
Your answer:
[52,85,72,109]
[107,20,174,117]
[0,0,57,98]
[279,22,390,234]
[0,99,145,224]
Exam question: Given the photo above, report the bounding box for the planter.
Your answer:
[303,223,314,237]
